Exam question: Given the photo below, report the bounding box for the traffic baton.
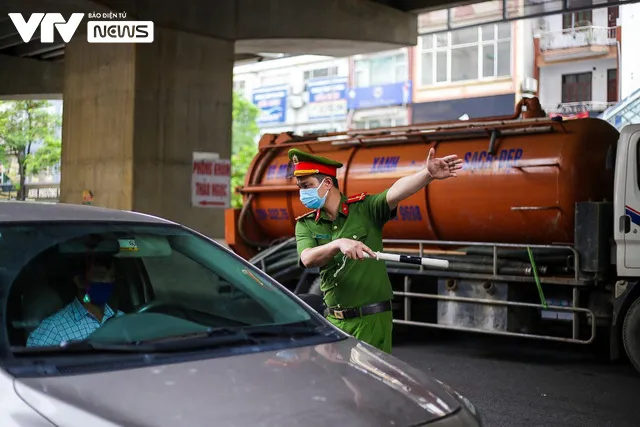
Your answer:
[363,251,450,269]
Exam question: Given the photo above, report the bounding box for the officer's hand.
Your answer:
[336,238,375,260]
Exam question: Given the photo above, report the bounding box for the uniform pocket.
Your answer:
[346,225,368,243]
[311,231,332,247]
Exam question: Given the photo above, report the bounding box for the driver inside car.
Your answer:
[26,255,125,347]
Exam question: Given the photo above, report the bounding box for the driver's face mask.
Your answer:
[83,265,115,306]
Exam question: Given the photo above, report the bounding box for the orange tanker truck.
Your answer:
[224,96,640,373]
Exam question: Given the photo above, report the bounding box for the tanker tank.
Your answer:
[225,97,620,260]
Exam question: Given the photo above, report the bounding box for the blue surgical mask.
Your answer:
[300,180,329,209]
[84,281,115,306]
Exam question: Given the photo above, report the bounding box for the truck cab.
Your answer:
[614,124,640,276]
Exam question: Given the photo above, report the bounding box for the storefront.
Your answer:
[347,81,412,130]
[250,77,351,135]
[252,84,289,130]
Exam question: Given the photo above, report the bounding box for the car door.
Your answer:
[614,125,640,274]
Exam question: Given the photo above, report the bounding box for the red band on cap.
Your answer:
[295,161,337,177]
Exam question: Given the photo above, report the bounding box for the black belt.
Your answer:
[325,300,392,320]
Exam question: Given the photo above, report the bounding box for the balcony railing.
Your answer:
[540,26,618,52]
[544,101,617,115]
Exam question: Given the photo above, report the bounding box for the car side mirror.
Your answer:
[297,293,325,316]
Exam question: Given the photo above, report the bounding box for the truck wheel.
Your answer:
[622,297,640,373]
[309,277,322,296]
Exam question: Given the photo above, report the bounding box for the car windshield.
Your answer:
[0,222,330,356]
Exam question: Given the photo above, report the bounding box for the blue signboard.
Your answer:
[252,85,288,124]
[306,77,348,121]
[347,81,412,110]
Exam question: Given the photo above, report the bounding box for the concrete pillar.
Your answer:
[60,27,233,238]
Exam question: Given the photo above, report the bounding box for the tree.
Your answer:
[231,92,261,208]
[0,100,61,200]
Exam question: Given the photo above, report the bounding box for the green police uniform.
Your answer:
[289,148,398,354]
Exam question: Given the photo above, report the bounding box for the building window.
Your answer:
[562,0,593,29]
[419,23,511,86]
[561,72,592,103]
[353,116,407,130]
[303,67,339,81]
[354,52,407,87]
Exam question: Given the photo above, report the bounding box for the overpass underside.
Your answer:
[1,0,442,238]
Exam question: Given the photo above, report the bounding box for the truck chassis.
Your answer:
[251,237,600,343]
[248,200,640,365]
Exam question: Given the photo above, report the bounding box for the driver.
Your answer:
[26,255,125,347]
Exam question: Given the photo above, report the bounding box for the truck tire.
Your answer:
[622,297,640,373]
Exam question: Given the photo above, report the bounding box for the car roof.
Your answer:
[0,202,175,225]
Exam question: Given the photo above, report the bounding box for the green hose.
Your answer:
[527,246,548,309]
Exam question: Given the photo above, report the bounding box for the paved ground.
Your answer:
[391,330,640,427]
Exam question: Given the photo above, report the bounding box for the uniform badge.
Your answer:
[292,155,299,164]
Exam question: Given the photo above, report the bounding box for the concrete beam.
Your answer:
[91,0,238,39]
[0,54,63,97]
[234,0,418,56]
[0,52,285,98]
[0,0,114,19]
[92,0,418,56]
[370,0,482,13]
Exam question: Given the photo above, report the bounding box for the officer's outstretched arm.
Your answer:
[386,148,462,210]
[386,168,433,210]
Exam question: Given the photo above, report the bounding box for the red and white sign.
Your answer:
[191,152,231,208]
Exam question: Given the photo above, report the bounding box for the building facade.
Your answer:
[411,2,534,123]
[348,48,412,130]
[233,55,350,136]
[234,2,636,132]
[534,1,620,118]
[619,2,640,100]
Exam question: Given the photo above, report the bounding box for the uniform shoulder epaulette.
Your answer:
[295,210,316,221]
[346,192,368,204]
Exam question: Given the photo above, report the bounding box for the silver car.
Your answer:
[0,202,482,427]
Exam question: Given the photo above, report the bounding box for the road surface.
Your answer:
[392,330,640,427]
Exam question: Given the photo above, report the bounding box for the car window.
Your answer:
[0,222,317,351]
[141,241,277,325]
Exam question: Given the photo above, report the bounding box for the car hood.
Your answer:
[13,338,462,427]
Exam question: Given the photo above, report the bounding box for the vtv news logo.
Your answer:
[8,13,154,44]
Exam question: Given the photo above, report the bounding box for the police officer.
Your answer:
[289,147,463,354]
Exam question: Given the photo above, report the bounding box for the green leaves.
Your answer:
[0,100,61,200]
[232,91,260,156]
[24,137,62,176]
[231,92,260,208]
